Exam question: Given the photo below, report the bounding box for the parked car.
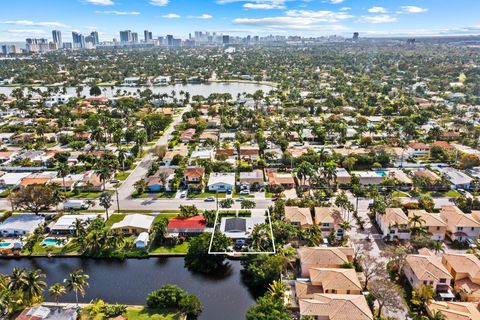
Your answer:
[236,197,245,202]
[63,200,89,210]
[110,179,120,184]
[204,197,215,202]
[467,238,477,248]
[239,190,250,195]
[180,190,188,198]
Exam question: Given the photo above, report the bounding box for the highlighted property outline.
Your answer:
[208,209,276,255]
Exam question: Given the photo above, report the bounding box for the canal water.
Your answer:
[0,257,255,320]
[0,82,275,99]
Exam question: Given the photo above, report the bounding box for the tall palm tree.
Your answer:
[21,269,47,305]
[432,241,445,254]
[267,280,287,300]
[117,149,127,172]
[412,285,435,316]
[64,269,89,306]
[8,268,25,291]
[57,163,70,195]
[95,165,112,191]
[48,283,66,305]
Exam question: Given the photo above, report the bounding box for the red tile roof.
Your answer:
[167,216,206,229]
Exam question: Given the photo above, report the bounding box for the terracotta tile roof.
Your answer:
[18,177,51,187]
[309,268,362,292]
[184,166,205,179]
[295,281,324,299]
[408,210,447,228]
[298,247,354,267]
[441,206,480,228]
[299,294,373,320]
[427,301,480,320]
[285,206,313,226]
[408,142,430,150]
[314,207,344,226]
[167,216,206,230]
[406,249,452,283]
[443,253,480,280]
[267,172,295,185]
[431,141,454,149]
[379,208,408,227]
[414,169,440,181]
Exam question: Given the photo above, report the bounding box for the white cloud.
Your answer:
[162,13,181,18]
[196,14,213,19]
[0,20,69,28]
[285,10,353,22]
[150,0,169,6]
[368,6,387,13]
[243,2,285,10]
[327,0,344,4]
[95,10,141,15]
[339,7,351,11]
[7,29,46,34]
[358,15,397,24]
[400,6,428,13]
[85,0,114,5]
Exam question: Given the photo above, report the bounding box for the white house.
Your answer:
[50,214,98,235]
[134,232,149,248]
[208,172,235,192]
[0,214,45,237]
[0,172,31,188]
[44,95,73,107]
[438,167,472,190]
[153,76,171,84]
[376,208,411,240]
[123,77,141,86]
[219,216,265,239]
[407,142,430,157]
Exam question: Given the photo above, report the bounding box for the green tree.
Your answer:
[99,191,112,220]
[246,294,290,320]
[64,269,89,306]
[241,254,283,292]
[185,233,232,273]
[241,199,256,209]
[8,185,58,214]
[48,283,66,305]
[89,85,102,97]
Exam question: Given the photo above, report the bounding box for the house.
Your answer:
[298,247,354,277]
[314,207,345,237]
[180,128,196,143]
[440,206,480,242]
[414,169,441,184]
[427,301,480,320]
[438,167,472,190]
[219,216,265,239]
[442,253,480,302]
[163,147,188,166]
[199,131,218,142]
[351,171,385,185]
[308,268,363,294]
[376,208,410,240]
[299,294,373,320]
[167,216,206,235]
[134,232,149,248]
[266,171,295,189]
[147,168,175,192]
[239,170,264,190]
[408,210,447,240]
[0,214,45,237]
[190,148,214,162]
[110,214,155,235]
[215,148,237,162]
[207,172,235,192]
[49,214,98,235]
[336,168,352,185]
[123,77,140,85]
[16,306,77,320]
[0,151,18,164]
[407,142,430,157]
[75,171,103,192]
[44,95,73,107]
[239,146,260,162]
[388,169,413,190]
[183,166,205,191]
[0,172,31,188]
[284,206,313,227]
[404,249,453,294]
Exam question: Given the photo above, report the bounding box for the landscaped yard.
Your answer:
[116,171,131,181]
[149,242,189,254]
[156,192,176,199]
[445,189,462,197]
[67,191,104,199]
[31,240,80,255]
[188,192,226,199]
[124,306,183,320]
[105,214,126,228]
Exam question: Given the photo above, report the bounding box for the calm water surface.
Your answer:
[0,257,255,320]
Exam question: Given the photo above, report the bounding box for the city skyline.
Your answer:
[1,0,480,43]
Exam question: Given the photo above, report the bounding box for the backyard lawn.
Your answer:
[105,214,126,228]
[124,306,183,320]
[149,242,189,254]
[115,171,131,181]
[31,240,80,256]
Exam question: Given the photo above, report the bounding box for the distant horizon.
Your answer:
[1,0,480,42]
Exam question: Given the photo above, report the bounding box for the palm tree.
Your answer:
[48,283,66,305]
[117,149,127,172]
[412,285,435,316]
[57,163,70,195]
[432,240,445,254]
[430,310,445,320]
[277,246,297,273]
[8,268,25,291]
[409,214,426,235]
[99,191,113,220]
[71,218,87,237]
[21,269,47,305]
[95,165,112,191]
[267,280,287,300]
[64,269,89,306]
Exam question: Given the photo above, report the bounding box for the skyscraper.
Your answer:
[132,32,139,44]
[144,30,153,42]
[166,35,173,46]
[222,35,230,45]
[72,32,85,49]
[52,30,62,48]
[353,32,359,41]
[119,30,132,43]
[90,31,99,45]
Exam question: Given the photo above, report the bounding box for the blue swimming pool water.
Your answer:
[41,238,63,246]
[0,243,10,248]
[375,170,387,176]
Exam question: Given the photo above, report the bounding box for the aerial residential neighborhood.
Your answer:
[2,0,480,320]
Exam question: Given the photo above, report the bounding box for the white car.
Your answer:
[239,190,250,195]
[236,197,245,202]
[179,190,188,198]
[204,197,215,202]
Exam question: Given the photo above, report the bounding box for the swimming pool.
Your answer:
[375,170,387,176]
[41,238,63,247]
[0,243,10,248]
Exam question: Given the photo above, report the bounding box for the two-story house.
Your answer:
[408,210,447,240]
[376,208,411,240]
[314,207,345,237]
[440,206,480,242]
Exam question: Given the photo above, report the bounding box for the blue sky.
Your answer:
[1,0,479,42]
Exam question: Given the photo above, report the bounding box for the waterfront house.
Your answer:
[167,216,206,236]
[16,306,77,320]
[0,214,45,237]
[49,214,98,235]
[219,216,265,240]
[110,214,155,235]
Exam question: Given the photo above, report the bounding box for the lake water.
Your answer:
[0,82,275,99]
[0,257,255,320]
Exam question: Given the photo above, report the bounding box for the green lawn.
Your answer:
[392,190,410,197]
[105,214,126,228]
[188,192,226,199]
[131,192,150,199]
[116,171,131,181]
[115,210,154,214]
[31,240,80,255]
[153,214,178,222]
[124,306,183,320]
[149,242,189,254]
[67,191,103,199]
[156,192,176,199]
[445,189,462,198]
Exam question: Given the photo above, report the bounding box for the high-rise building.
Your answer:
[222,35,230,45]
[90,31,99,45]
[52,30,62,48]
[72,32,85,49]
[1,44,18,56]
[166,35,174,46]
[144,30,153,42]
[353,32,359,41]
[132,32,139,44]
[119,30,132,43]
[26,38,49,53]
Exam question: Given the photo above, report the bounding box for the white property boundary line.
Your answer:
[208,209,276,255]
